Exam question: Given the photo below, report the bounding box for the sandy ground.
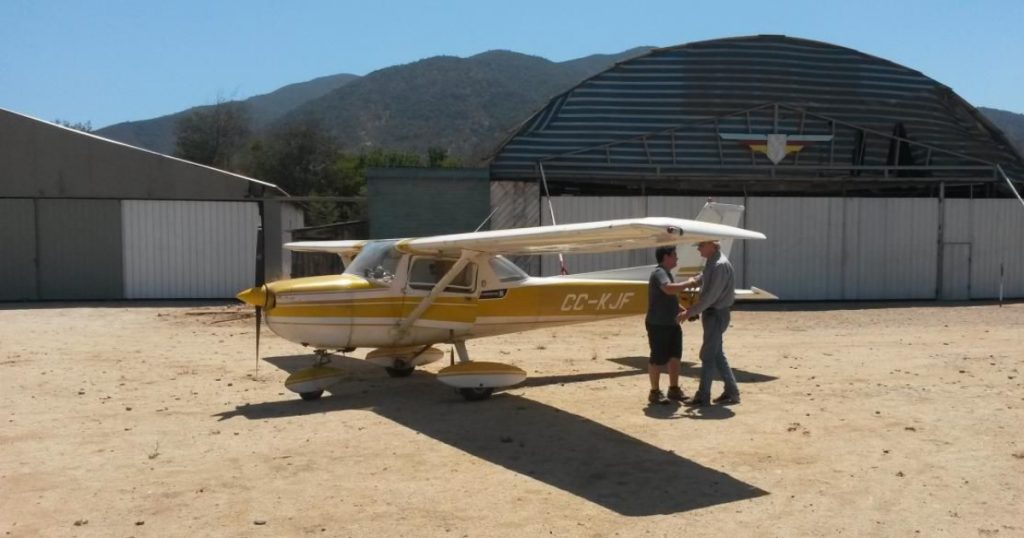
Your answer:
[1,300,1022,537]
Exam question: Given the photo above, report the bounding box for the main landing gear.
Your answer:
[284,349,344,402]
[458,387,495,401]
[384,359,415,378]
[299,389,324,401]
[436,342,526,402]
[283,345,526,403]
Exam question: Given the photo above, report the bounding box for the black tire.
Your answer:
[384,366,415,378]
[458,387,494,401]
[299,390,324,401]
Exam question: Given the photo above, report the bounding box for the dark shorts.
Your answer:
[646,323,682,365]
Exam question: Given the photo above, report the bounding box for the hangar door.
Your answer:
[38,199,123,300]
[122,201,259,299]
[0,199,40,300]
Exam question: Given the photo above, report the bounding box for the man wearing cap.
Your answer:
[645,246,691,405]
[681,240,741,406]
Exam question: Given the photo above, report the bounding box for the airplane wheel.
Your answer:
[458,387,494,401]
[299,390,324,401]
[385,366,415,378]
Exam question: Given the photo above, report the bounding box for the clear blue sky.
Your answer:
[2,0,1022,128]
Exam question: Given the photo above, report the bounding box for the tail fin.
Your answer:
[689,202,744,258]
[671,202,745,278]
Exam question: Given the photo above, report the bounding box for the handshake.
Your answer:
[676,294,699,322]
[677,278,700,323]
[676,309,699,323]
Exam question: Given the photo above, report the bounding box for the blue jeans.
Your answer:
[695,308,739,399]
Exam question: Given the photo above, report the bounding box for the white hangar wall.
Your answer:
[0,198,274,301]
[943,199,1024,299]
[122,201,261,299]
[745,198,939,300]
[495,193,1023,300]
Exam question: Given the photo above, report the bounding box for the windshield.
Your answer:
[489,256,528,283]
[344,240,402,286]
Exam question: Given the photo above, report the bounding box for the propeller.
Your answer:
[255,295,262,372]
[235,284,269,369]
[235,201,269,376]
[254,201,266,375]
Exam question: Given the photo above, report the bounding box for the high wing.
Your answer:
[399,217,765,257]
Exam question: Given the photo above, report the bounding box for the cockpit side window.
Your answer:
[343,240,402,286]
[408,257,476,293]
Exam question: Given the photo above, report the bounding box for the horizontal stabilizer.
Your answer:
[736,286,779,300]
[558,264,658,281]
[559,270,777,301]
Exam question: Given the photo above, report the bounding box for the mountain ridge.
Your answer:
[94,48,1024,163]
[95,73,359,154]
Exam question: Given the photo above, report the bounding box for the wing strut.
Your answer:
[538,163,569,275]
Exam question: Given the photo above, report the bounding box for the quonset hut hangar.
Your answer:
[487,35,1024,300]
[0,109,302,301]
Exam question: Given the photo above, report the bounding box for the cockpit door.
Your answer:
[403,256,479,341]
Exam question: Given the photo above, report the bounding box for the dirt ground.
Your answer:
[1,300,1022,537]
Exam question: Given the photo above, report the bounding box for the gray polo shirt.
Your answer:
[688,251,735,316]
[646,265,680,325]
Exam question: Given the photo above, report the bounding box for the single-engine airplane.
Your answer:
[236,202,774,401]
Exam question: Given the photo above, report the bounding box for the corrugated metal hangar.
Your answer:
[487,35,1024,300]
[0,108,301,301]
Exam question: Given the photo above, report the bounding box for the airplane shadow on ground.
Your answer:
[215,354,768,516]
[608,356,779,384]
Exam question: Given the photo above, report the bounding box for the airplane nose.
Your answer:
[236,285,269,307]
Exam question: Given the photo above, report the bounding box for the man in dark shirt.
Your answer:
[681,240,740,406]
[646,246,692,405]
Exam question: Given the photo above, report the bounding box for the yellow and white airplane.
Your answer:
[236,202,773,401]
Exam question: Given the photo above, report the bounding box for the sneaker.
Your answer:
[685,394,710,407]
[667,386,687,402]
[648,389,670,405]
[713,392,741,405]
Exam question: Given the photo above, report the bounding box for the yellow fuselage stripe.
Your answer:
[265,281,650,324]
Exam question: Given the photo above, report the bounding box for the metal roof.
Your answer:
[0,107,289,198]
[489,35,1024,194]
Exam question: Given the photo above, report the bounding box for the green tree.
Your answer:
[244,121,447,226]
[427,146,461,167]
[246,120,350,224]
[173,100,251,170]
[53,119,93,132]
[247,120,340,195]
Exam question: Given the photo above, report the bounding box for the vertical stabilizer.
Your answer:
[673,202,745,277]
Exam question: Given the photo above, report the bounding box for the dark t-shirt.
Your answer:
[646,266,679,325]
